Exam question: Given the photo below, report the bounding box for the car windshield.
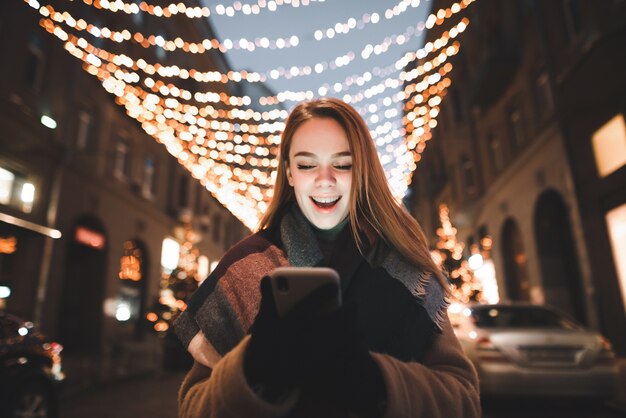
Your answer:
[470,306,581,330]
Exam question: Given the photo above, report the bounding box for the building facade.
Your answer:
[409,0,626,353]
[0,1,251,379]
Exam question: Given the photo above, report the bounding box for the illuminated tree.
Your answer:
[433,203,483,303]
[146,224,201,335]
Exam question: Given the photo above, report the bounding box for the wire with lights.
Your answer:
[25,0,476,227]
[78,0,327,19]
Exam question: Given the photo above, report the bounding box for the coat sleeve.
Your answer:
[178,336,299,418]
[372,315,481,418]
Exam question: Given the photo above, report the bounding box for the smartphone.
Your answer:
[269,267,342,317]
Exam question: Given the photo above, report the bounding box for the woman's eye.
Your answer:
[334,164,352,171]
[297,164,315,170]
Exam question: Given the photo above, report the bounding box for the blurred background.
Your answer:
[0,0,625,417]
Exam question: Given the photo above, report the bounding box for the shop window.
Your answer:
[592,114,626,178]
[117,240,144,322]
[20,183,35,213]
[0,167,36,213]
[119,240,143,282]
[606,204,626,317]
[161,238,180,273]
[0,167,15,205]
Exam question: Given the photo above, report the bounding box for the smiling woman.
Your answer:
[174,98,480,418]
[286,117,353,229]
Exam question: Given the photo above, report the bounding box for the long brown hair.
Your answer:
[258,98,448,290]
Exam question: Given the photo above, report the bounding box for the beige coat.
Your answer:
[178,316,480,418]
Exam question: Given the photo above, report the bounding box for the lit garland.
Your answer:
[39,14,463,124]
[42,15,466,207]
[67,0,467,54]
[119,240,142,281]
[434,204,484,303]
[0,236,17,254]
[48,17,447,198]
[30,0,470,84]
[36,10,467,117]
[24,0,476,227]
[82,0,326,19]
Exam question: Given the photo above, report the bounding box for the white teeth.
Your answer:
[311,196,340,204]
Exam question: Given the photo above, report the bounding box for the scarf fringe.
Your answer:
[382,252,449,331]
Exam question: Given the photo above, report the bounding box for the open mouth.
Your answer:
[310,196,341,210]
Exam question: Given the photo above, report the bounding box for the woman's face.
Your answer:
[286,117,352,230]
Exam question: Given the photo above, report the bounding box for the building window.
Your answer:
[161,238,180,272]
[534,72,554,120]
[211,214,221,243]
[119,240,143,282]
[20,183,35,213]
[24,33,45,92]
[460,154,477,194]
[606,203,626,317]
[178,176,189,209]
[0,167,35,213]
[142,156,156,198]
[592,113,626,178]
[76,110,93,150]
[113,138,130,180]
[0,168,15,205]
[195,184,204,214]
[563,0,584,40]
[451,89,465,123]
[488,135,505,174]
[508,107,525,150]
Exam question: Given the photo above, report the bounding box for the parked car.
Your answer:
[450,303,619,398]
[0,312,65,418]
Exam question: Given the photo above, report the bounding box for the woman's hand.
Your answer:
[243,276,337,401]
[306,302,388,418]
[187,331,222,368]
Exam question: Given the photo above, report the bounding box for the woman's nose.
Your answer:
[315,166,335,187]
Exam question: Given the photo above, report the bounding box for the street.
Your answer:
[60,371,186,418]
[482,396,625,418]
[59,370,625,418]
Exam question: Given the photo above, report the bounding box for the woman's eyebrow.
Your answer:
[293,151,351,158]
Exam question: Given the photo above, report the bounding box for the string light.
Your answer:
[30,0,471,79]
[79,0,326,19]
[72,0,470,54]
[40,13,464,119]
[57,19,455,159]
[435,204,485,303]
[25,0,476,227]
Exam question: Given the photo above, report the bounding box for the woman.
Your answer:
[174,98,480,417]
